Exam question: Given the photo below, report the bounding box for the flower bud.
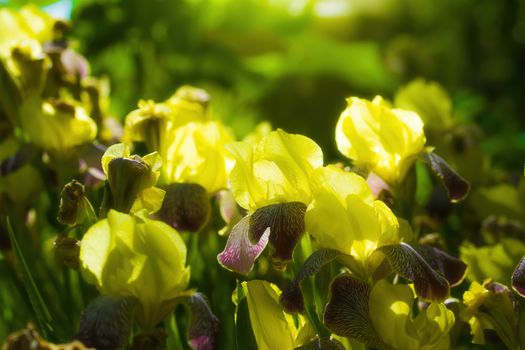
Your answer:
[57,179,97,228]
[100,156,151,217]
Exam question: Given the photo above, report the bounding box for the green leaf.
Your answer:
[233,280,258,350]
[280,249,342,314]
[6,217,53,338]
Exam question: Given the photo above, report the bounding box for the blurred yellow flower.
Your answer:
[123,99,172,146]
[305,165,399,263]
[395,79,454,131]
[19,98,97,153]
[335,96,426,185]
[0,5,55,51]
[79,210,190,329]
[161,120,234,194]
[227,128,323,212]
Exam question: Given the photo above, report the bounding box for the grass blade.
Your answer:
[6,217,54,338]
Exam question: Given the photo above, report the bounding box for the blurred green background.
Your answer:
[5,0,525,165]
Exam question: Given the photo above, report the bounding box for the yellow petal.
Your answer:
[335,96,426,185]
[369,280,419,350]
[305,166,399,260]
[228,129,323,211]
[101,143,131,175]
[242,280,297,350]
[19,98,97,153]
[161,121,234,193]
[79,210,190,329]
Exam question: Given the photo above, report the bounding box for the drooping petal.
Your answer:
[422,152,470,203]
[323,275,384,349]
[378,243,450,302]
[413,245,467,287]
[250,201,306,270]
[75,296,137,350]
[217,215,270,275]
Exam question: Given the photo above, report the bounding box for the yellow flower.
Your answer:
[335,96,426,185]
[394,79,454,131]
[123,99,172,146]
[165,85,210,126]
[239,280,314,350]
[227,128,323,212]
[369,280,454,350]
[305,165,399,263]
[461,280,517,348]
[79,210,190,329]
[0,5,55,51]
[19,98,97,153]
[161,120,234,194]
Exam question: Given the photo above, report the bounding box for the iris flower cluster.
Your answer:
[3,5,525,350]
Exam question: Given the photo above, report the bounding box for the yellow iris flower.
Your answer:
[335,96,426,185]
[305,165,399,264]
[19,98,97,153]
[160,120,234,194]
[227,128,323,212]
[0,5,54,52]
[79,210,191,330]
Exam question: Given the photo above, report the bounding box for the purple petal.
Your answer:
[217,215,269,275]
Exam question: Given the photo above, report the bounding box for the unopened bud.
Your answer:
[100,157,151,217]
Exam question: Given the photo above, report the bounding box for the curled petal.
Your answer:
[217,215,269,275]
[413,244,467,287]
[250,201,306,270]
[423,152,470,203]
[512,255,525,297]
[184,293,219,350]
[378,243,450,302]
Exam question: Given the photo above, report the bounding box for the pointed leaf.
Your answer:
[422,152,470,203]
[378,243,450,301]
[324,275,383,348]
[6,217,53,338]
[0,144,36,177]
